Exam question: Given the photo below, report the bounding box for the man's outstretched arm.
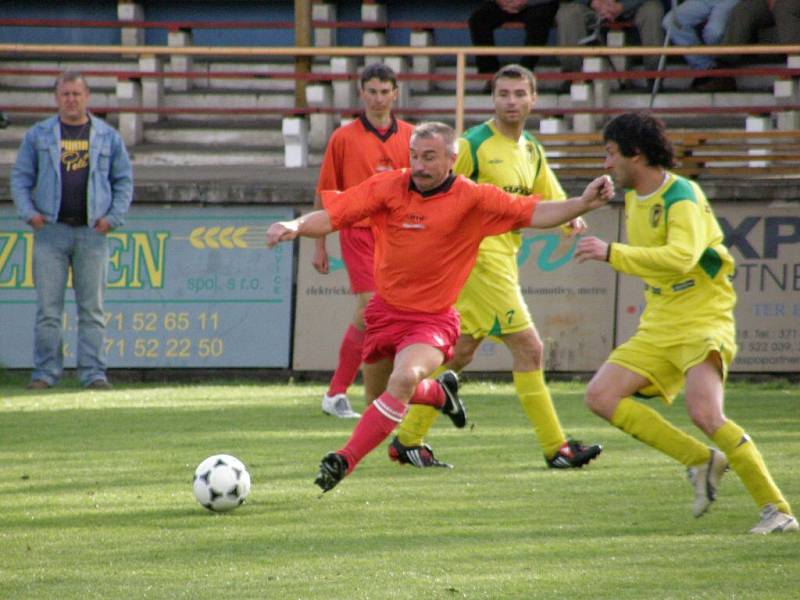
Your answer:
[529,175,614,229]
[266,210,334,248]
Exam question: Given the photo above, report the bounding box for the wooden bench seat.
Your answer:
[538,129,800,177]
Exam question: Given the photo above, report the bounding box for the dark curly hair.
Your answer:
[603,112,675,168]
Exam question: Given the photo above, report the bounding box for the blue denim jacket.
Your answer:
[10,114,133,228]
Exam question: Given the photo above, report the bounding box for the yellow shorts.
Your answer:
[455,251,532,339]
[608,325,737,404]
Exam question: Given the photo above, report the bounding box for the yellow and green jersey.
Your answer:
[454,120,566,256]
[610,172,737,339]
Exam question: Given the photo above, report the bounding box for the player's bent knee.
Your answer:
[686,404,724,437]
[386,368,421,398]
[584,380,614,417]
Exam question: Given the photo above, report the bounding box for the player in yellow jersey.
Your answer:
[388,65,603,470]
[576,112,797,533]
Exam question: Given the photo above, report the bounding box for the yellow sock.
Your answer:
[428,365,447,379]
[513,370,565,458]
[397,404,440,447]
[712,420,792,514]
[611,397,710,467]
[395,366,452,446]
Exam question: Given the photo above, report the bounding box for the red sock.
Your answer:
[327,324,364,396]
[338,392,408,473]
[409,378,445,408]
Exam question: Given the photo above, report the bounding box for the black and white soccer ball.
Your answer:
[192,454,251,512]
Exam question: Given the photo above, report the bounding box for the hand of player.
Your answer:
[580,175,614,210]
[497,0,528,14]
[575,235,610,263]
[266,221,299,248]
[28,213,45,230]
[561,216,588,238]
[312,239,330,274]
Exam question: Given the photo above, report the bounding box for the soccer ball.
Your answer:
[192,454,251,512]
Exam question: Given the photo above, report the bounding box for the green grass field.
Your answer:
[1,375,798,599]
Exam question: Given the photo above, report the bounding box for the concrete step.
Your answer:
[0,86,296,112]
[0,122,36,146]
[0,59,139,90]
[0,57,319,93]
[0,88,118,114]
[142,120,284,147]
[126,143,322,167]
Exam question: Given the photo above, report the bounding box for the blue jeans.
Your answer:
[664,0,740,69]
[32,223,109,386]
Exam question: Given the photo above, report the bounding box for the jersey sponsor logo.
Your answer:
[375,158,395,172]
[503,185,532,195]
[403,213,426,229]
[649,205,663,228]
[488,159,503,165]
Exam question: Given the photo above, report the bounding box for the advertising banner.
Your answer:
[292,232,354,370]
[0,206,294,368]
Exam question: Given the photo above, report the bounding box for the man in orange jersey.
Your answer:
[267,122,614,492]
[313,63,415,420]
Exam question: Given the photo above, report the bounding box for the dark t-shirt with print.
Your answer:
[58,120,91,226]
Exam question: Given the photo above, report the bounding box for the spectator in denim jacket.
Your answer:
[10,71,133,390]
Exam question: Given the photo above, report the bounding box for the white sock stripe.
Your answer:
[374,398,407,423]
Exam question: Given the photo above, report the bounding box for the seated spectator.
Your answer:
[556,0,665,76]
[469,0,560,87]
[663,0,740,91]
[719,0,800,64]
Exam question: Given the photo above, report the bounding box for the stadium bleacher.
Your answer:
[0,1,798,174]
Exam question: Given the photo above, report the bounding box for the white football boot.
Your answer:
[687,448,728,517]
[749,504,799,534]
[321,393,360,419]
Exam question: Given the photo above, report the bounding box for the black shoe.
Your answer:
[86,379,112,390]
[26,379,51,390]
[314,452,348,492]
[691,76,736,92]
[388,436,453,468]
[438,370,466,428]
[546,438,603,469]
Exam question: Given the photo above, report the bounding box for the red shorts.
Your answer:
[362,295,461,364]
[340,226,375,294]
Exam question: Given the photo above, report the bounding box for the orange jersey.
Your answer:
[322,169,539,313]
[317,114,414,228]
